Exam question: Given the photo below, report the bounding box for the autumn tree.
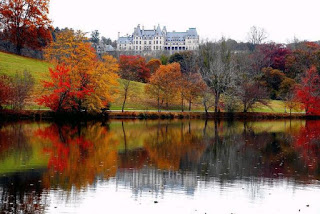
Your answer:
[145,63,181,111]
[285,42,320,79]
[119,55,150,112]
[146,58,161,75]
[84,55,119,111]
[237,81,269,112]
[295,66,320,115]
[43,30,119,112]
[0,0,52,55]
[181,73,206,111]
[37,65,76,112]
[44,30,97,111]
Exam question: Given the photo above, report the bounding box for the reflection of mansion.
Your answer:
[117,24,199,52]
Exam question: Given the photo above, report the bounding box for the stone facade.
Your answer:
[117,24,199,52]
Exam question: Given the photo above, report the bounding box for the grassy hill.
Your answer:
[0,51,297,113]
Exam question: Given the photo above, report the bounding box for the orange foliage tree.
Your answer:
[42,30,119,112]
[0,0,52,55]
[145,63,181,111]
[146,58,161,75]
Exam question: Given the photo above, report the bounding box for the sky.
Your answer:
[49,0,320,43]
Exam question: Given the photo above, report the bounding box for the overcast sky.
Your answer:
[49,0,320,43]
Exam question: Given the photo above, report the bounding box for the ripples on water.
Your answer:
[0,119,320,213]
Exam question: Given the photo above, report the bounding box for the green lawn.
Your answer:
[0,51,51,82]
[0,51,301,113]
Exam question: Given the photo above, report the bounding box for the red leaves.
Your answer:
[0,0,52,54]
[119,55,150,82]
[295,66,320,115]
[37,64,93,112]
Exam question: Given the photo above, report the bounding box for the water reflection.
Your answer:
[0,119,320,213]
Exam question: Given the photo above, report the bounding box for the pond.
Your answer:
[0,119,320,213]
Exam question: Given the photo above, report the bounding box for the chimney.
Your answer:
[118,32,120,39]
[142,25,144,30]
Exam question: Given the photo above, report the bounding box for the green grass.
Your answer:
[0,51,51,82]
[0,51,303,113]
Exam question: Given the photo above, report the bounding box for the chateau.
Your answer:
[117,24,199,52]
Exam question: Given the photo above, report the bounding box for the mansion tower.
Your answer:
[117,24,199,52]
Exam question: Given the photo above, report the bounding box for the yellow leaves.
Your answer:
[85,55,120,112]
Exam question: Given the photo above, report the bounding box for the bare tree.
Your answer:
[9,70,35,110]
[199,39,237,113]
[247,26,268,47]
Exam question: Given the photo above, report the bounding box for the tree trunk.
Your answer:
[181,96,184,112]
[157,96,160,112]
[122,90,128,112]
[214,92,220,113]
[188,100,192,112]
[16,44,22,55]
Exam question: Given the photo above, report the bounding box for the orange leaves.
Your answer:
[42,30,119,112]
[146,63,182,110]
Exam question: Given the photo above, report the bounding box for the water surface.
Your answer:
[0,119,320,213]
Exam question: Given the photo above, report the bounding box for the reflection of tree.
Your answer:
[0,123,31,161]
[144,121,207,171]
[35,123,119,190]
[293,120,320,175]
[0,171,47,213]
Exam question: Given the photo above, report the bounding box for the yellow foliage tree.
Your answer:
[145,62,181,111]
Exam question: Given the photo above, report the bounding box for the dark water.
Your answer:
[0,119,320,213]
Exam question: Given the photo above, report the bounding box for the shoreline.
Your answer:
[0,110,315,121]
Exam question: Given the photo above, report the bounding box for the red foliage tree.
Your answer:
[295,66,320,115]
[0,0,52,55]
[258,43,291,71]
[36,65,93,112]
[119,55,150,82]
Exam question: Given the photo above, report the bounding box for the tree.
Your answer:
[0,0,52,55]
[295,66,320,115]
[84,55,119,111]
[37,65,76,112]
[146,58,161,75]
[237,81,269,112]
[182,73,206,111]
[145,63,181,111]
[44,30,98,112]
[261,67,286,99]
[9,70,35,110]
[247,26,268,47]
[199,40,237,113]
[90,30,100,47]
[119,55,150,112]
[0,75,11,110]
